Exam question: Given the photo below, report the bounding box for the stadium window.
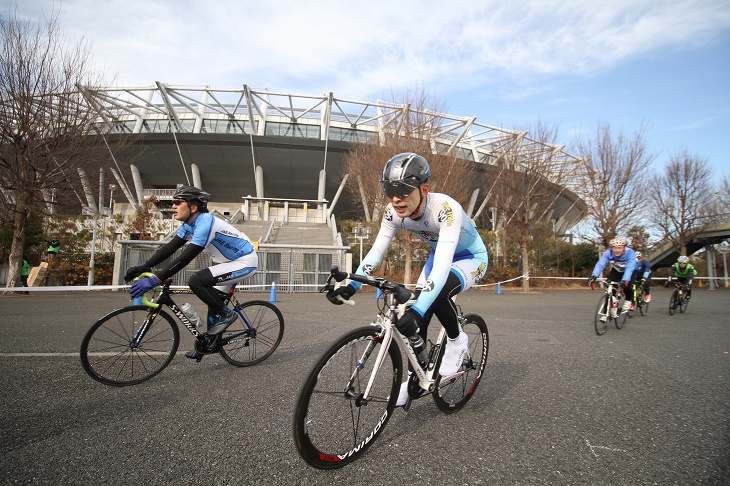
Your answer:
[328,127,376,143]
[179,119,196,133]
[265,122,320,139]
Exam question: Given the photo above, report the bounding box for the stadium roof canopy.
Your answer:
[76,83,591,231]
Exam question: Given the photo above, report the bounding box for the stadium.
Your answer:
[77,84,592,288]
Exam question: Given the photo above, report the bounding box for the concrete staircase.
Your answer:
[270,222,334,246]
[236,221,335,246]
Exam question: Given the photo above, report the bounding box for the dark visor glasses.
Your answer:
[172,199,187,206]
[380,179,419,198]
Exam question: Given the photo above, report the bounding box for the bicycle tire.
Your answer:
[293,326,402,469]
[679,294,689,313]
[639,292,649,316]
[616,309,627,329]
[432,314,489,413]
[219,300,284,366]
[669,290,678,315]
[80,306,179,386]
[594,294,609,335]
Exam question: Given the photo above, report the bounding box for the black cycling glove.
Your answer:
[327,284,357,305]
[396,309,423,337]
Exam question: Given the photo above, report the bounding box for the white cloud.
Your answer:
[11,0,730,97]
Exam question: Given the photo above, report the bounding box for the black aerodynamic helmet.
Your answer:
[380,153,431,198]
[172,185,211,211]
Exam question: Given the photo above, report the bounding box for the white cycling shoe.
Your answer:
[395,377,410,407]
[440,332,468,376]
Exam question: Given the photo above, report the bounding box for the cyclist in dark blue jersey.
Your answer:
[632,252,652,303]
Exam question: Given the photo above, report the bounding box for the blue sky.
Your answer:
[13,0,730,178]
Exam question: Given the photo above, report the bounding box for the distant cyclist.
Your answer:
[588,237,637,319]
[124,186,258,359]
[327,152,488,407]
[633,252,652,303]
[664,255,696,299]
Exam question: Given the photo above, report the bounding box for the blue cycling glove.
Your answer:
[130,275,161,298]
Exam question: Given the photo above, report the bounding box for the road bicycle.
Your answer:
[590,278,628,335]
[293,267,489,469]
[80,273,284,386]
[667,279,690,316]
[630,280,649,317]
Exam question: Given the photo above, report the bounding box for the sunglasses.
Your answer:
[380,180,419,199]
[172,199,187,206]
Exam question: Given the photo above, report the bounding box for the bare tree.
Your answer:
[490,120,570,291]
[651,150,714,255]
[720,175,730,219]
[572,122,656,248]
[343,87,476,283]
[626,224,651,252]
[1,7,121,289]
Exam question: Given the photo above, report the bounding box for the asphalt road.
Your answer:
[1,286,728,485]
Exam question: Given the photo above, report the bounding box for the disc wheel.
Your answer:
[80,306,179,386]
[432,314,489,413]
[219,301,284,366]
[293,326,402,469]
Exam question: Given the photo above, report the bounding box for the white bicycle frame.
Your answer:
[595,278,622,318]
[353,291,463,403]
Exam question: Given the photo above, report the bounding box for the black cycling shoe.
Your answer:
[207,308,238,335]
[185,349,202,361]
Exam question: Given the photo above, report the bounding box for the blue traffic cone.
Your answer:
[268,281,279,302]
[375,287,382,299]
[496,282,502,295]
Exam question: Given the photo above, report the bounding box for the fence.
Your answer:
[112,240,350,292]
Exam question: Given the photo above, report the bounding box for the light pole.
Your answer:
[84,206,98,286]
[101,184,116,253]
[718,245,729,289]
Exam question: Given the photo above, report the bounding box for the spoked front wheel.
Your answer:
[80,306,179,386]
[679,295,689,313]
[433,314,489,413]
[219,300,284,366]
[594,294,610,335]
[293,326,402,470]
[669,290,679,315]
[639,295,649,316]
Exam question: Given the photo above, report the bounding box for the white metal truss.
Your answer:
[51,83,593,195]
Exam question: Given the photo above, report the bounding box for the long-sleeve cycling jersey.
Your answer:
[634,259,652,279]
[144,212,255,280]
[352,192,487,317]
[591,247,637,282]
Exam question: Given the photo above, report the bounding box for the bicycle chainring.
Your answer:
[407,372,428,400]
[194,334,221,354]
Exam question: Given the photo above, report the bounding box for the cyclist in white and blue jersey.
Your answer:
[588,237,637,318]
[327,153,488,406]
[125,186,257,359]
